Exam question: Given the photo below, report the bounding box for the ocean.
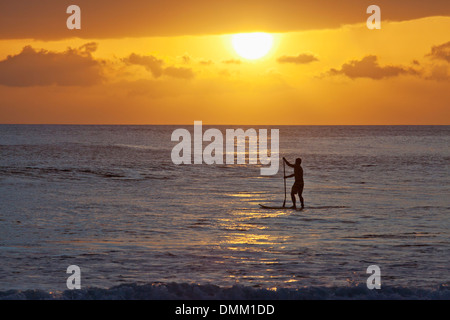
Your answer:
[0,125,449,299]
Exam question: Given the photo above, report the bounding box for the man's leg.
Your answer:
[291,186,297,209]
[298,184,304,209]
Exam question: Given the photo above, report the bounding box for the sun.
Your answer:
[231,33,274,60]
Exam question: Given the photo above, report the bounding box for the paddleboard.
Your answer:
[259,204,347,210]
[259,204,302,210]
[305,206,349,209]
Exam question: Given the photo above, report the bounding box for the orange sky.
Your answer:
[0,1,449,124]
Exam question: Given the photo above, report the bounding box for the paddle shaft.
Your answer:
[282,160,286,207]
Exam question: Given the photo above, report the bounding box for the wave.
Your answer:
[0,166,173,181]
[0,282,448,300]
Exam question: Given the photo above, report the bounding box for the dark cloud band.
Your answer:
[0,0,449,40]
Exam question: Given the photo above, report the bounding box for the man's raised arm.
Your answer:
[283,157,294,168]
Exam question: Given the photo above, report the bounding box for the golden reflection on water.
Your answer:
[217,206,304,287]
[221,233,283,247]
[224,193,255,198]
[218,209,291,249]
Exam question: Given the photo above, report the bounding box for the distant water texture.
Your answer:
[0,125,448,299]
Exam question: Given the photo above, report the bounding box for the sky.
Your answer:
[0,0,449,124]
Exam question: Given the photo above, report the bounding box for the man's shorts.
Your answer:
[292,182,304,194]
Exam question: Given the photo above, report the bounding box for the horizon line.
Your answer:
[0,123,449,126]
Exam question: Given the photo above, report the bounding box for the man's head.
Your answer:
[295,158,302,165]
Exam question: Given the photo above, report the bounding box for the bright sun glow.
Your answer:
[231,33,274,60]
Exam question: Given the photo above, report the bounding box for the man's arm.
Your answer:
[284,174,294,179]
[283,157,294,168]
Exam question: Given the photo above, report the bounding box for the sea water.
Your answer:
[0,125,448,299]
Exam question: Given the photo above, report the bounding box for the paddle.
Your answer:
[282,159,286,208]
[259,158,291,210]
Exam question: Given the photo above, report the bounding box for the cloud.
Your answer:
[426,41,450,63]
[0,43,103,86]
[328,55,418,79]
[426,65,450,81]
[422,42,450,81]
[199,59,213,66]
[180,54,192,64]
[124,53,194,79]
[277,54,318,64]
[78,42,99,54]
[163,66,195,79]
[1,1,449,40]
[124,53,164,78]
[222,59,241,65]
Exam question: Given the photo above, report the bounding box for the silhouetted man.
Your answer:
[283,157,304,209]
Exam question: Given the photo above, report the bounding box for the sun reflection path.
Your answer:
[215,208,299,286]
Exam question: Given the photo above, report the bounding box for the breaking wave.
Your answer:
[0,283,448,300]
